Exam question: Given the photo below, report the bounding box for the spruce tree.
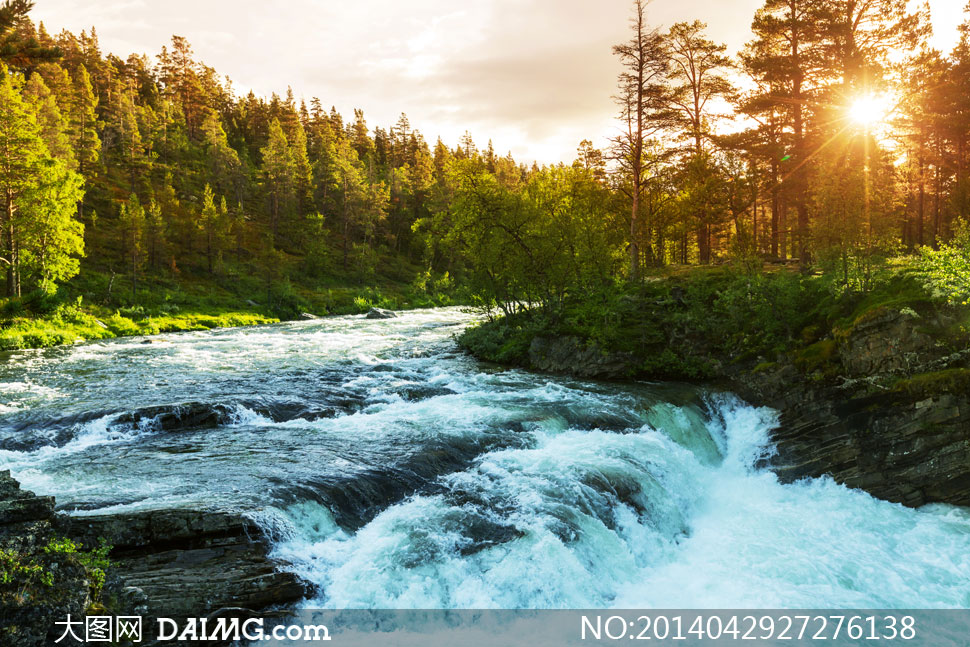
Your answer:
[0,64,46,296]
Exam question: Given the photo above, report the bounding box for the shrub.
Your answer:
[45,537,112,602]
[913,238,970,306]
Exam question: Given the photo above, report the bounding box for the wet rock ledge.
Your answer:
[518,307,970,509]
[0,470,308,646]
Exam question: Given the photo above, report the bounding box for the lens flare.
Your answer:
[849,95,889,126]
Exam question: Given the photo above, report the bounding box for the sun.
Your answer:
[849,95,890,126]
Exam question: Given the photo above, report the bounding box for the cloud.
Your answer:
[30,0,962,164]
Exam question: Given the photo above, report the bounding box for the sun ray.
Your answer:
[849,95,890,126]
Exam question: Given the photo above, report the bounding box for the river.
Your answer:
[0,307,968,608]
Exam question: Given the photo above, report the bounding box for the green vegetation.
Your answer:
[0,547,53,592]
[0,0,969,355]
[0,536,111,609]
[460,259,970,383]
[912,225,970,307]
[0,263,463,351]
[892,368,970,399]
[44,537,111,603]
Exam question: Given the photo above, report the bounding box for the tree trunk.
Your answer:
[630,191,640,280]
[696,223,710,264]
[4,192,17,298]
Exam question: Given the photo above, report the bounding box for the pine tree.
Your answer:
[612,0,670,277]
[0,0,60,70]
[260,118,295,241]
[199,183,220,273]
[114,85,145,193]
[746,0,831,264]
[290,119,313,218]
[202,110,242,202]
[118,192,144,297]
[349,109,374,162]
[0,64,46,296]
[70,64,100,180]
[22,72,74,166]
[158,36,207,137]
[665,20,733,263]
[144,196,165,272]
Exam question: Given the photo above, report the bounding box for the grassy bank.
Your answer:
[458,259,970,383]
[0,264,464,352]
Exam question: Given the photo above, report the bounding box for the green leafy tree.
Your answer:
[18,158,84,290]
[0,64,52,296]
[118,193,144,298]
[22,72,73,166]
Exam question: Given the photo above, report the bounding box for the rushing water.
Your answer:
[0,308,968,609]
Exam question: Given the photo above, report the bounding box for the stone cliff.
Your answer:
[521,307,970,508]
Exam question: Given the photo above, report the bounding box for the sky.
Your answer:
[31,0,966,165]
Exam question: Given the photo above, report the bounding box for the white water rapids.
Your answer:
[0,308,967,609]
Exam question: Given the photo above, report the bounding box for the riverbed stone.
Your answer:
[1,469,308,645]
[0,472,88,647]
[365,307,396,319]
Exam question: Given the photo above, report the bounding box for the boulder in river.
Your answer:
[365,307,396,319]
[299,312,319,320]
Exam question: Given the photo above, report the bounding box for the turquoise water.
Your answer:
[0,308,967,608]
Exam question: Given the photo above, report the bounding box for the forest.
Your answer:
[1,0,969,349]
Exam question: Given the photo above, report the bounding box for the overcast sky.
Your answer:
[32,0,964,164]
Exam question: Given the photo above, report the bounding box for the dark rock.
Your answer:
[60,508,309,621]
[838,308,935,377]
[0,473,54,527]
[115,402,235,432]
[365,307,396,319]
[734,307,970,508]
[0,471,88,647]
[1,470,307,645]
[528,336,633,379]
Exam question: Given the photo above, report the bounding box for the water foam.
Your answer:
[270,396,970,610]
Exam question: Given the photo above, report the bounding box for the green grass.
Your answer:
[0,263,466,351]
[458,258,970,383]
[0,308,278,351]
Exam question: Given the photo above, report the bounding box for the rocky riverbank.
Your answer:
[470,304,970,509]
[0,471,308,646]
[734,307,970,507]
